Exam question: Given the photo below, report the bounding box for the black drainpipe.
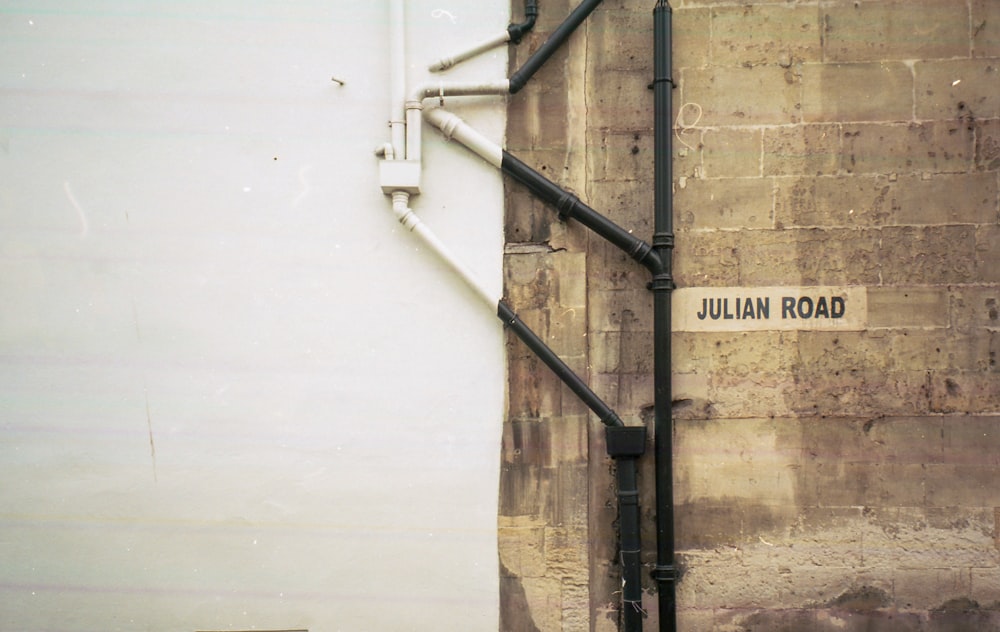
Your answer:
[508,0,604,94]
[650,2,677,631]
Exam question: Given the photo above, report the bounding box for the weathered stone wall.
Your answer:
[502,0,999,630]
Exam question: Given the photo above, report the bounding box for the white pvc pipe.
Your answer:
[423,107,504,169]
[388,0,407,159]
[428,31,512,73]
[391,191,500,309]
[405,80,510,162]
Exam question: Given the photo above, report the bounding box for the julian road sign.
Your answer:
[673,286,868,332]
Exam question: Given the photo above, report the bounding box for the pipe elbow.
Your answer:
[508,0,539,43]
[507,15,537,43]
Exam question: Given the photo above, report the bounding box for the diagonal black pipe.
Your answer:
[498,300,623,428]
[501,150,663,276]
[509,0,604,93]
[651,2,677,631]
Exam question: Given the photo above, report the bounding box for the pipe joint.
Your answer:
[651,564,678,583]
[556,191,580,221]
[647,274,675,292]
[652,232,675,249]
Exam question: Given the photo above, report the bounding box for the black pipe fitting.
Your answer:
[508,0,539,43]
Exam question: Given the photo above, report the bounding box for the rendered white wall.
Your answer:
[0,1,507,630]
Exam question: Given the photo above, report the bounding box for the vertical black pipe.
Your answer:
[509,0,604,93]
[651,1,677,631]
[607,425,647,632]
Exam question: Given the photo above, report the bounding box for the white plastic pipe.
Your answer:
[428,31,512,73]
[423,107,504,169]
[391,191,500,309]
[388,0,407,158]
[405,80,510,162]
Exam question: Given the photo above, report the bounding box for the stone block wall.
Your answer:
[502,0,999,630]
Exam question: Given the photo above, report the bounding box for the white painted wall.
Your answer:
[0,1,507,630]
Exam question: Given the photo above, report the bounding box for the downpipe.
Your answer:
[651,2,677,631]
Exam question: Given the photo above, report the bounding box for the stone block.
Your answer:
[889,330,985,373]
[589,287,654,334]
[702,127,762,178]
[735,227,882,287]
[589,331,653,375]
[864,417,944,466]
[926,463,1000,508]
[674,7,711,71]
[792,331,892,379]
[763,124,841,177]
[673,229,742,287]
[822,0,970,62]
[949,286,1000,331]
[711,4,823,68]
[543,527,589,581]
[589,69,654,132]
[681,65,802,126]
[708,373,797,419]
[674,177,774,230]
[505,186,554,245]
[674,417,799,505]
[928,371,1000,414]
[891,172,998,224]
[841,122,974,176]
[976,119,1000,171]
[879,225,977,285]
[588,9,650,74]
[971,567,1000,608]
[787,367,931,418]
[915,59,1000,121]
[942,416,1000,466]
[977,225,1000,283]
[499,524,547,578]
[893,567,975,610]
[590,130,652,182]
[973,0,1000,57]
[868,287,949,328]
[517,576,564,632]
[675,500,799,550]
[672,330,797,376]
[802,62,914,123]
[775,173,998,228]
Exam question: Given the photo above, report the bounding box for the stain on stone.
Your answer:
[945,378,961,396]
[499,561,542,632]
[827,585,891,612]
